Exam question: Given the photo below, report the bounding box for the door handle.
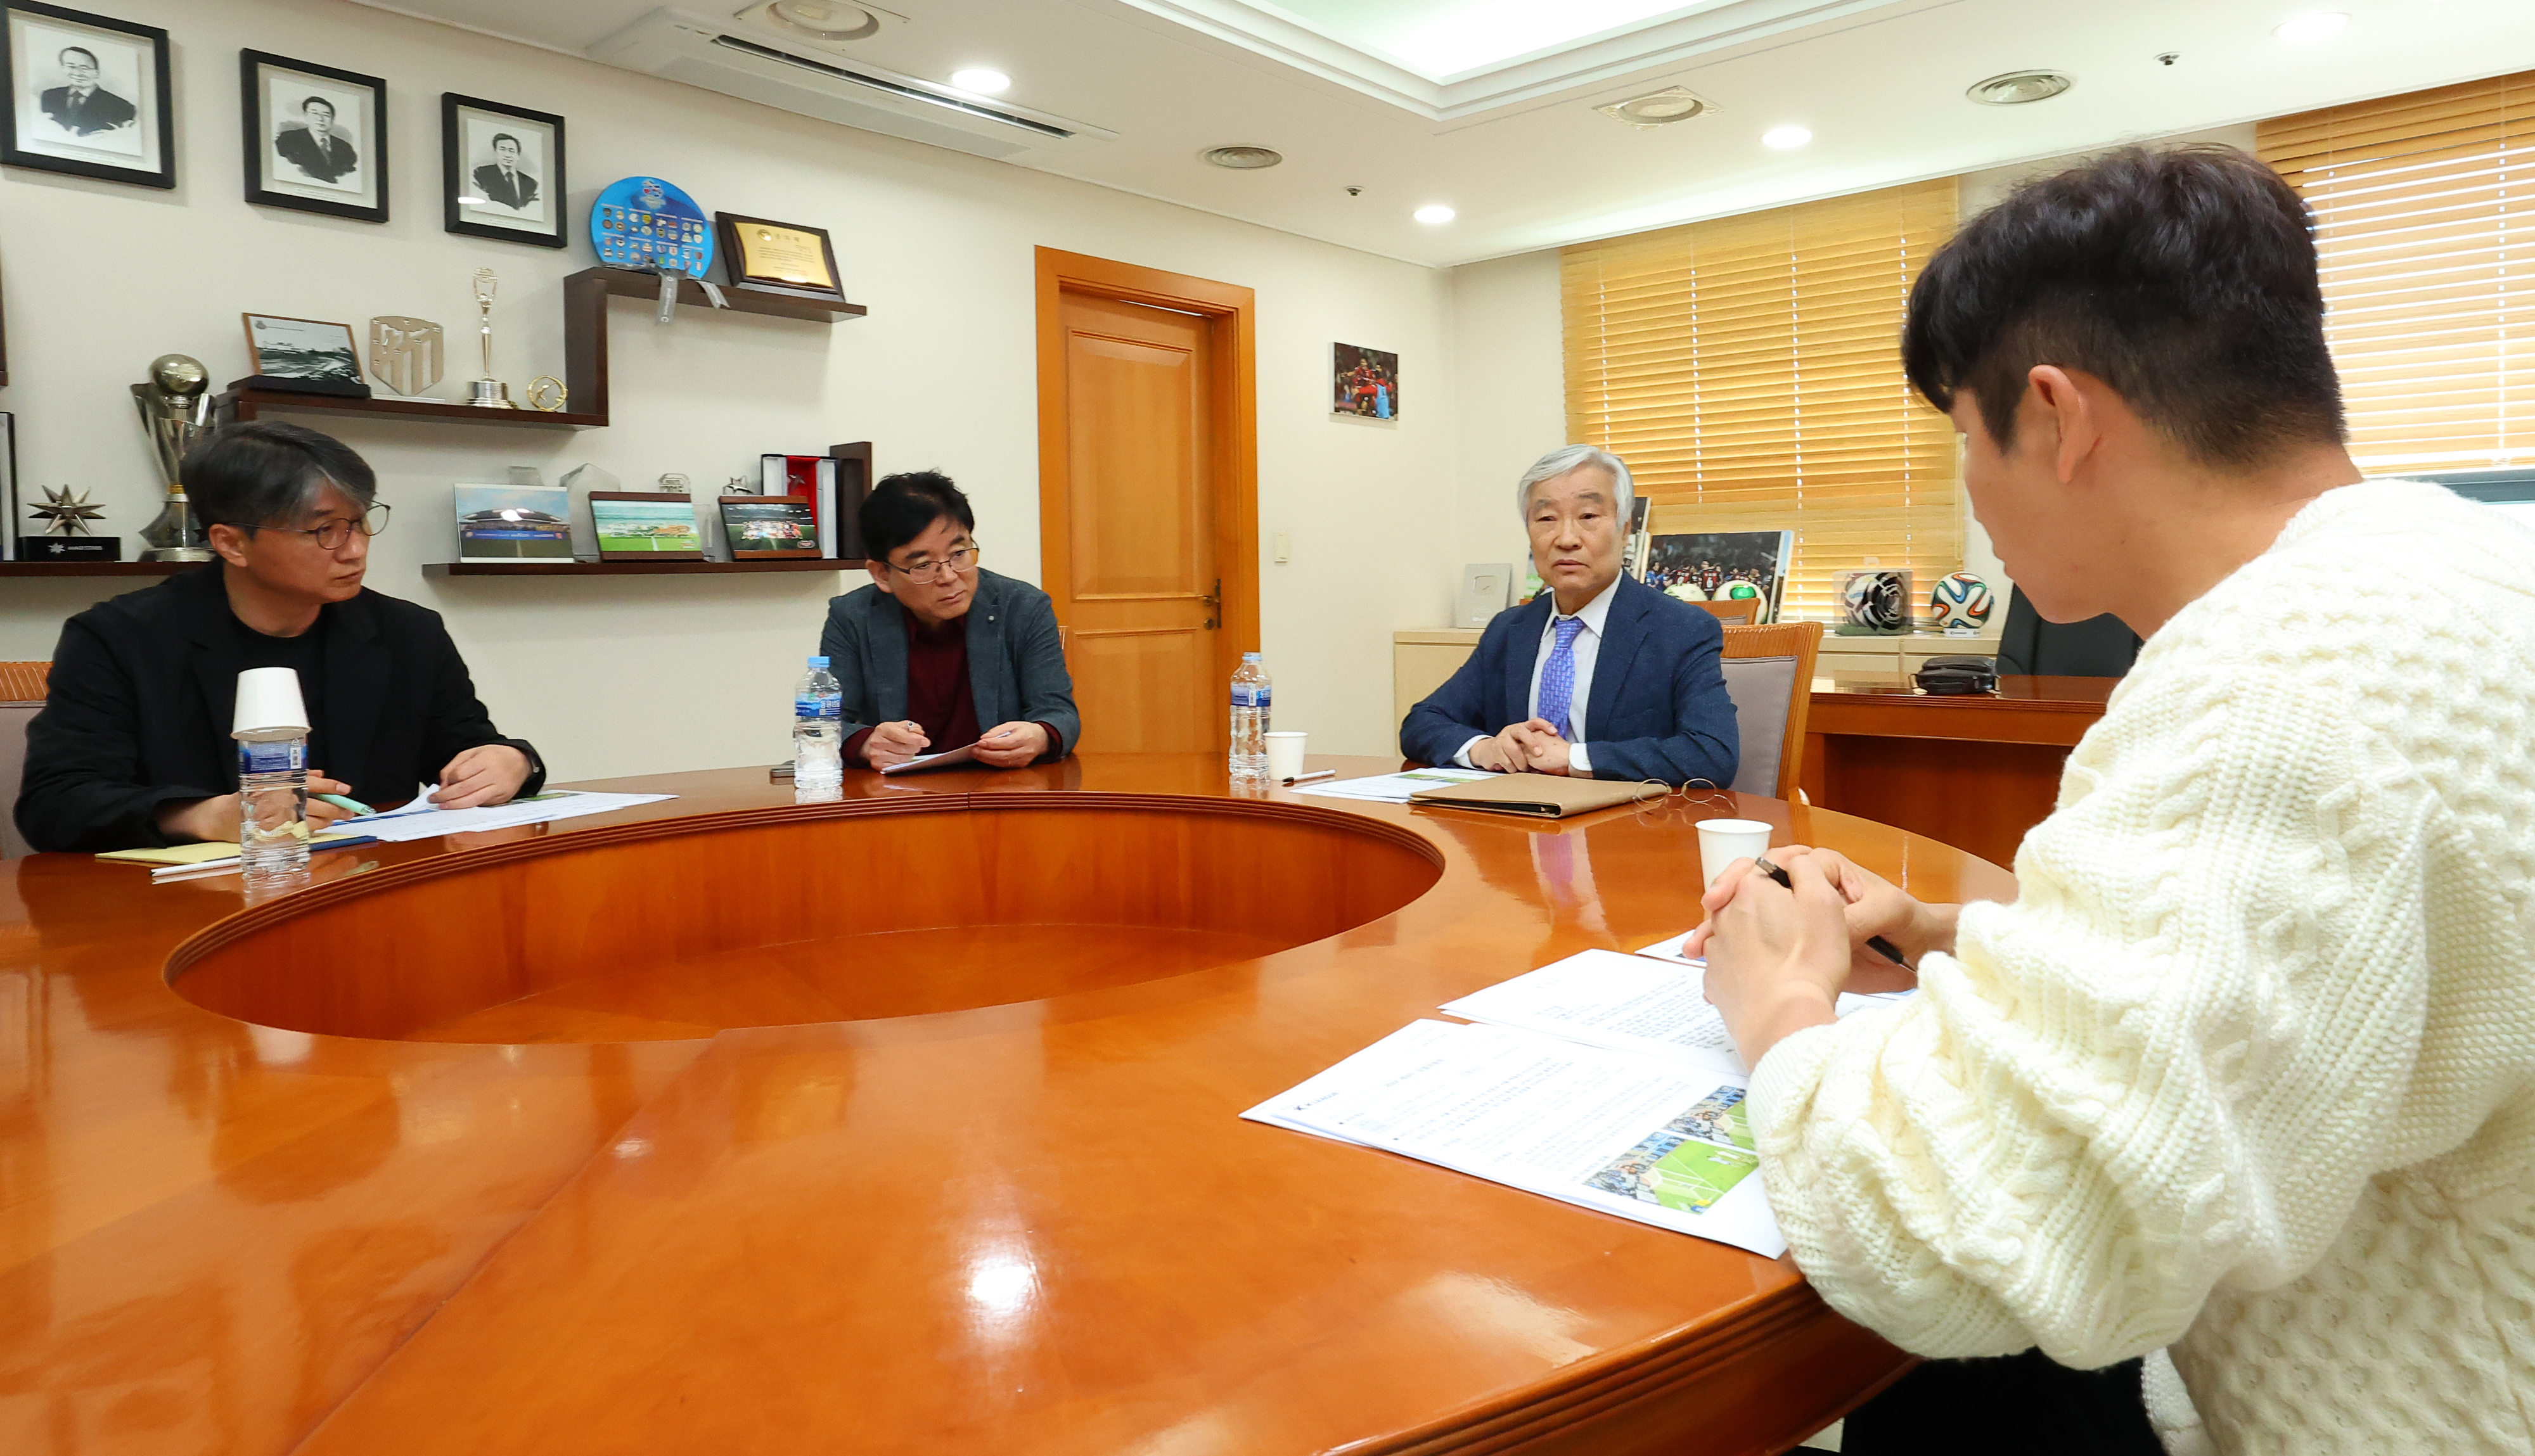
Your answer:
[1202,577,1221,630]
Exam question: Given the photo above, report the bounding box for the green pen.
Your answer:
[312,792,374,816]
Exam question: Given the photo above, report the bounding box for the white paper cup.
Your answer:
[1264,731,1307,783]
[1696,817,1773,890]
[233,667,311,739]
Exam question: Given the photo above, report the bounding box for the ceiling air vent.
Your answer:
[591,8,1112,163]
[729,0,905,50]
[1966,71,2074,106]
[1594,86,1716,130]
[1204,145,1282,169]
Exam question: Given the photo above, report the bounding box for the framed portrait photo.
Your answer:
[1,3,173,189]
[442,93,565,248]
[241,49,387,222]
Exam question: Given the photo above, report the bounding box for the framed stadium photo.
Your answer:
[1,2,174,188]
[442,93,566,248]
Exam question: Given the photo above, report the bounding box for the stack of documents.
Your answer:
[1291,767,1492,803]
[350,788,674,841]
[100,832,375,882]
[1243,943,1912,1255]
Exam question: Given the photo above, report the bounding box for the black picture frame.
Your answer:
[442,92,566,249]
[241,49,387,223]
[0,2,174,189]
[714,212,846,303]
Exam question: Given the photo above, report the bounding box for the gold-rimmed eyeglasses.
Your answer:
[882,540,980,584]
[259,502,391,551]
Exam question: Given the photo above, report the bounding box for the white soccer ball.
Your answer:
[1930,572,1994,630]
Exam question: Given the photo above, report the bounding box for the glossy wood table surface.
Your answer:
[1802,674,2117,869]
[1,755,2015,1455]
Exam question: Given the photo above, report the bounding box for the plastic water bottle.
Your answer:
[1228,652,1271,782]
[793,655,844,789]
[235,729,311,876]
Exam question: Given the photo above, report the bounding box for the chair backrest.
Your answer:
[1716,623,1822,800]
[0,661,51,860]
[1690,599,1759,627]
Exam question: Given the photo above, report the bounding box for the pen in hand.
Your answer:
[1753,856,1913,969]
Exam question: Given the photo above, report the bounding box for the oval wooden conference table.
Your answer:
[1,754,2015,1455]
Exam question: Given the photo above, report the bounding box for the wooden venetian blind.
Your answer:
[1562,178,1960,619]
[2260,72,2535,473]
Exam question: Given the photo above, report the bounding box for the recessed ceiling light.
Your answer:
[1966,70,2076,106]
[950,67,1010,94]
[1414,204,1456,225]
[1762,125,1812,150]
[1203,145,1282,169]
[1593,85,1716,130]
[2273,11,2349,41]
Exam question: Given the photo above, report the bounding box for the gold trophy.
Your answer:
[465,267,515,408]
[133,354,215,561]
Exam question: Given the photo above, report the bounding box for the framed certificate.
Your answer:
[714,212,845,303]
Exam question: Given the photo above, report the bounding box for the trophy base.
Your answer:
[465,380,517,409]
[18,537,123,563]
[141,547,215,563]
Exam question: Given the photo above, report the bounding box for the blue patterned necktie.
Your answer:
[1536,616,1587,741]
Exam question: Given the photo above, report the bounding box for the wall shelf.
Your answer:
[573,267,869,324]
[423,559,857,577]
[217,388,606,430]
[0,560,197,577]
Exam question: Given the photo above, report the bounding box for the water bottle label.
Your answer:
[237,741,304,775]
[795,694,842,720]
[1231,685,1272,708]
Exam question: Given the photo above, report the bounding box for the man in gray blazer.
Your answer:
[818,471,1079,769]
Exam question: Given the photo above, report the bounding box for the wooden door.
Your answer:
[1037,250,1258,755]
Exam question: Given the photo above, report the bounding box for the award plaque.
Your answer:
[714,213,845,303]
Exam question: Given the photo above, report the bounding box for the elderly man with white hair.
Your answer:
[1400,445,1738,786]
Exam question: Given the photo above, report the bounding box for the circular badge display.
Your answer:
[591,176,714,278]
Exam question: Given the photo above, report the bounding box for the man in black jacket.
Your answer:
[40,47,136,137]
[16,421,542,853]
[273,96,357,185]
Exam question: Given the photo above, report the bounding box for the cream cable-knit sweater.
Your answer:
[1749,480,2535,1453]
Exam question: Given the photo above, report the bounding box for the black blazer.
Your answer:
[42,85,135,136]
[816,568,1081,755]
[274,125,357,184]
[472,163,538,211]
[15,566,543,853]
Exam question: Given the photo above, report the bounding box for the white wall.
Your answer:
[0,0,1460,772]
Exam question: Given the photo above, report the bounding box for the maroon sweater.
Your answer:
[844,612,1062,766]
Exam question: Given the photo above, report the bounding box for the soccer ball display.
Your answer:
[1930,572,1994,630]
[1840,569,1911,633]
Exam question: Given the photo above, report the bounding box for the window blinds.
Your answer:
[2260,71,2534,474]
[1561,179,1960,619]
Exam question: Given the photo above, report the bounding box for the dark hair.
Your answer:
[491,132,521,151]
[859,470,975,561]
[59,46,98,67]
[1902,144,2344,467]
[301,95,334,116]
[181,421,376,530]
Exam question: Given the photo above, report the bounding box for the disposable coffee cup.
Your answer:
[1696,817,1773,890]
[232,667,311,741]
[1264,731,1307,783]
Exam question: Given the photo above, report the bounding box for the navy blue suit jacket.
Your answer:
[1399,575,1738,787]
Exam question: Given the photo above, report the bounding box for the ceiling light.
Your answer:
[1203,145,1282,169]
[1761,125,1811,150]
[1966,70,2075,106]
[2273,11,2349,41]
[1593,85,1716,130]
[950,67,1010,94]
[1414,204,1456,225]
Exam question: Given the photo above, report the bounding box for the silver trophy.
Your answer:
[369,316,446,397]
[133,354,215,561]
[465,268,515,408]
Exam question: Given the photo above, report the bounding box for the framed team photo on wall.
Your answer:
[442,93,566,248]
[241,49,387,222]
[0,2,174,189]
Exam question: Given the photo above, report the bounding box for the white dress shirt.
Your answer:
[1454,575,1619,775]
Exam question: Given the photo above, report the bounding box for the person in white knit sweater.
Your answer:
[1688,146,2535,1455]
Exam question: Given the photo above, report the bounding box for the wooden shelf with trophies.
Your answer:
[423,559,850,577]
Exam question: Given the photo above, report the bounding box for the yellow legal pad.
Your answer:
[98,833,363,867]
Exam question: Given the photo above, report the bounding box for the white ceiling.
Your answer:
[366,0,2535,267]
